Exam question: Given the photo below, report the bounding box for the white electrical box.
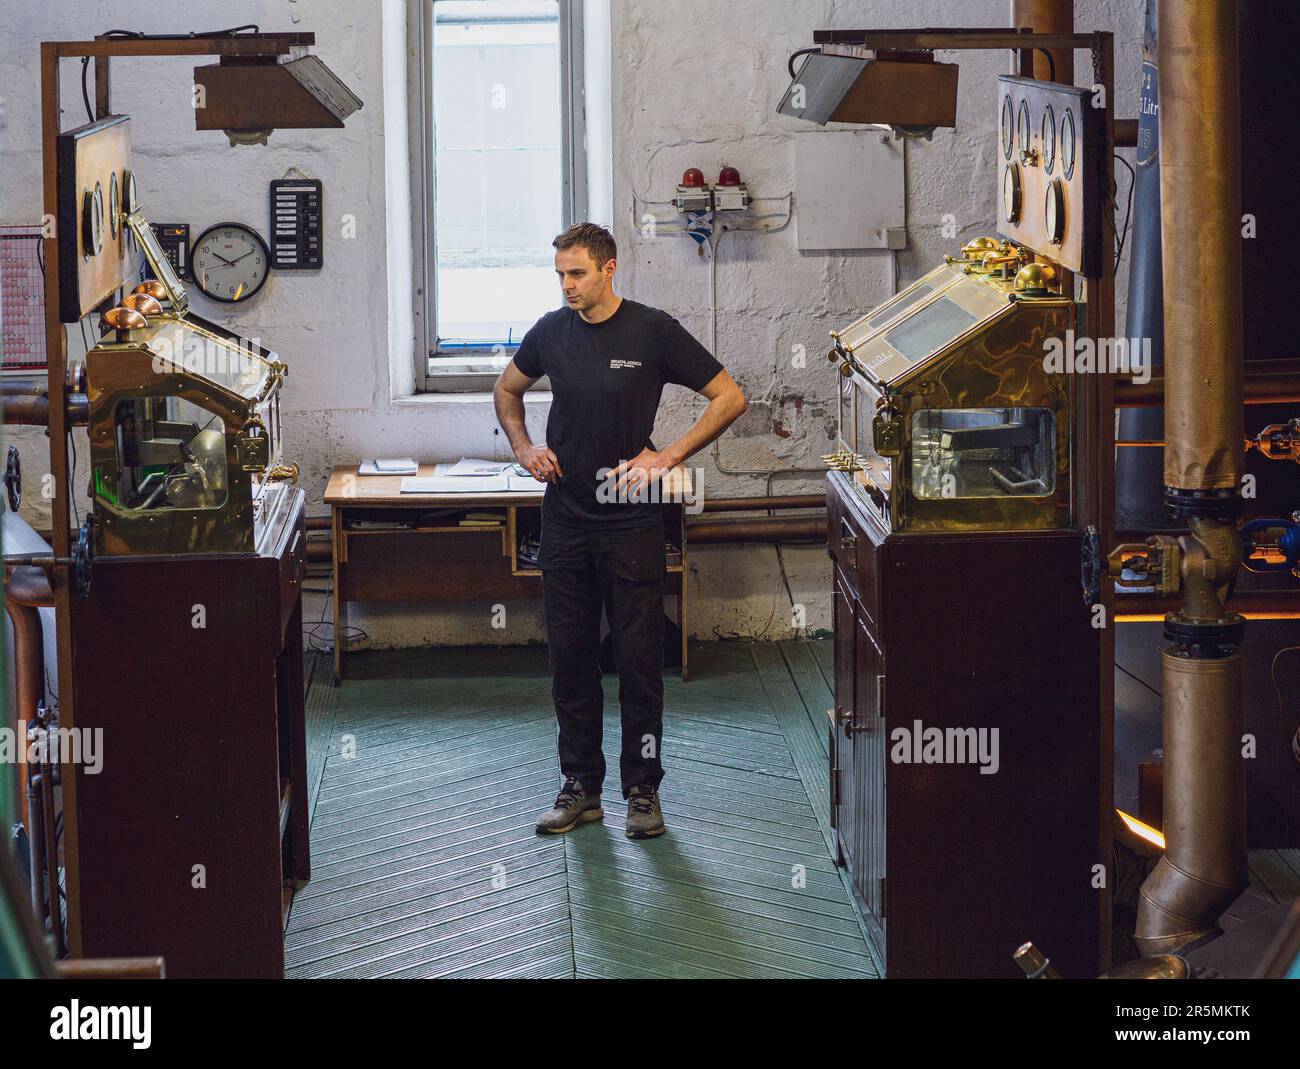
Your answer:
[794,131,906,251]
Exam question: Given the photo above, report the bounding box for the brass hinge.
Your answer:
[879,876,887,920]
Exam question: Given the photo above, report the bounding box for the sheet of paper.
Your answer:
[440,457,512,477]
[360,458,419,476]
[400,474,508,494]
[505,473,546,493]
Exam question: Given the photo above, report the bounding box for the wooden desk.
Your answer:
[324,465,691,683]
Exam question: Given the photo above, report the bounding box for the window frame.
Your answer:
[413,0,586,392]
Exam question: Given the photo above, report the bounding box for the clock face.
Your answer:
[191,223,270,303]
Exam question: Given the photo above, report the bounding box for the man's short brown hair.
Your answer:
[553,222,617,269]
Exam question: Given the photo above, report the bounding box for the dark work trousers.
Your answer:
[539,516,666,799]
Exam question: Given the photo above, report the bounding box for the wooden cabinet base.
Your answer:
[828,472,1104,977]
[69,490,309,978]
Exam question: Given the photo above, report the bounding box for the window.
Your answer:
[418,0,587,386]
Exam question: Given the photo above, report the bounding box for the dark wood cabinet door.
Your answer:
[832,567,857,872]
[853,610,886,929]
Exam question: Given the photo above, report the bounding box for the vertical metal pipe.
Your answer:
[1136,0,1248,955]
[1159,0,1243,495]
[1010,0,1074,83]
[1137,653,1247,951]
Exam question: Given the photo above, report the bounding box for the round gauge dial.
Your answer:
[121,169,140,215]
[82,183,104,257]
[1003,163,1022,224]
[1041,104,1056,175]
[1045,178,1066,244]
[1001,95,1015,160]
[1017,99,1031,156]
[109,172,121,239]
[1061,109,1077,179]
[191,223,271,304]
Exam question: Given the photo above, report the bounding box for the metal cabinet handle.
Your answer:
[839,516,857,565]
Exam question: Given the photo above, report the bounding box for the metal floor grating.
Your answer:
[285,642,878,979]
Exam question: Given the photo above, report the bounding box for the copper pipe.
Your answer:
[1,392,89,427]
[4,566,51,850]
[55,957,167,980]
[700,494,825,513]
[1159,4,1243,493]
[1136,0,1248,955]
[686,515,827,544]
[1135,652,1247,953]
[1117,589,1300,619]
[1011,0,1073,83]
[1117,366,1300,408]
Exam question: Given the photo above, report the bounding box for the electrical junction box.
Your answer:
[713,184,751,211]
[794,130,906,250]
[674,186,712,214]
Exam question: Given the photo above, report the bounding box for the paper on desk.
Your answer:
[401,475,507,494]
[437,457,512,477]
[505,473,546,493]
[359,458,419,476]
[400,472,547,495]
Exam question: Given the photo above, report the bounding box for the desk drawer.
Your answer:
[346,529,539,602]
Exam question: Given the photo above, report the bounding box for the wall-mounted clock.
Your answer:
[190,222,271,303]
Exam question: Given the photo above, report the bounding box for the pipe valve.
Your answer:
[1240,517,1300,576]
[1108,536,1183,596]
[1246,419,1300,462]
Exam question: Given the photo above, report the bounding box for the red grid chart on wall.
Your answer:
[1,225,47,373]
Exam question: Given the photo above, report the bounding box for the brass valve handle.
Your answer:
[265,462,299,486]
[1107,536,1182,595]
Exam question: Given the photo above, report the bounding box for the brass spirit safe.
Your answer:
[827,242,1075,534]
[85,212,296,555]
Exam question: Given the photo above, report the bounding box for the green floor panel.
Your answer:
[286,640,878,978]
[779,640,835,761]
[304,652,341,827]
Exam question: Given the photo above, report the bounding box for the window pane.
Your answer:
[433,0,564,349]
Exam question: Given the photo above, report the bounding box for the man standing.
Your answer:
[494,223,747,839]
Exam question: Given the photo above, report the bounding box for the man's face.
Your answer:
[555,246,614,313]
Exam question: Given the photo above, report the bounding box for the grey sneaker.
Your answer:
[625,784,665,839]
[535,776,603,835]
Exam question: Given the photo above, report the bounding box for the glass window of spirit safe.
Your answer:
[85,212,293,555]
[830,251,1075,534]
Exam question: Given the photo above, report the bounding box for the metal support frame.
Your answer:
[38,31,314,957]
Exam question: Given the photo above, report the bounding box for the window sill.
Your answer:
[396,390,553,405]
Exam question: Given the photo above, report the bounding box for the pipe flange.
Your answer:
[74,516,95,600]
[1080,525,1102,606]
[1163,611,1245,656]
[5,444,21,512]
[1163,487,1242,521]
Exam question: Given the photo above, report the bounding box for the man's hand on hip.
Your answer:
[516,443,563,483]
[609,448,676,498]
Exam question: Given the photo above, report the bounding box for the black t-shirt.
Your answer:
[512,298,724,529]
